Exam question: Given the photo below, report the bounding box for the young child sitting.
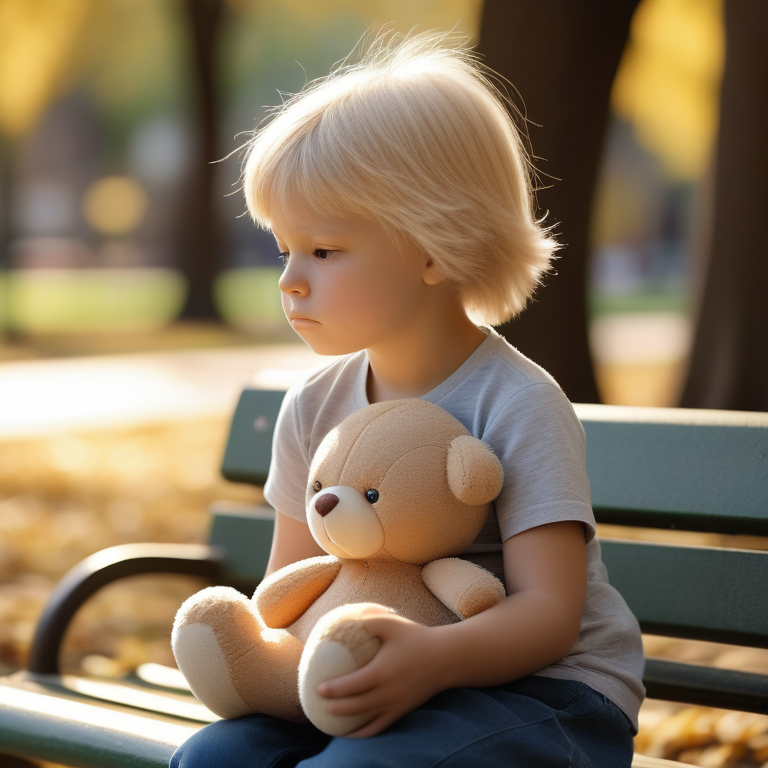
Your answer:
[171,31,645,768]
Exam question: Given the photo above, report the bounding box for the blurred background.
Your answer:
[0,0,731,405]
[1,0,767,766]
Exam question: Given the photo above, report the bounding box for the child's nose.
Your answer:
[278,258,309,296]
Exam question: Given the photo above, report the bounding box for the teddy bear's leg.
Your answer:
[298,603,389,736]
[172,586,306,721]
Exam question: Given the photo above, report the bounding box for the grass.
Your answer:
[0,267,288,337]
[590,287,689,318]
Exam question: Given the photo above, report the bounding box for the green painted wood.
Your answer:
[220,388,286,485]
[0,674,200,768]
[575,405,768,534]
[208,503,275,586]
[644,658,768,714]
[601,539,768,647]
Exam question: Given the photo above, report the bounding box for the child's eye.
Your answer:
[313,249,333,260]
[278,252,289,265]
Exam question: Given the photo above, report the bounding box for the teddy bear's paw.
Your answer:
[422,558,506,619]
[298,603,386,736]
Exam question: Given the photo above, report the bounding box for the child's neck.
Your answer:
[365,308,486,404]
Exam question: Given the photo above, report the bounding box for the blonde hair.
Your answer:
[242,31,557,325]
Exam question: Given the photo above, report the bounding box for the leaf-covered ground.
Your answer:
[0,417,260,676]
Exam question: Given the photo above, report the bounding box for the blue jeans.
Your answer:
[170,676,635,768]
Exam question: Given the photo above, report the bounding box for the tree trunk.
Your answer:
[0,137,19,340]
[476,0,638,403]
[679,1,768,411]
[178,0,225,320]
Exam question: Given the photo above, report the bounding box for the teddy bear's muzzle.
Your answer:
[307,485,385,559]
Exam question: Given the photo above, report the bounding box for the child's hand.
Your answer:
[316,612,446,738]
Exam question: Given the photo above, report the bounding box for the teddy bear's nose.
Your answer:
[315,493,339,517]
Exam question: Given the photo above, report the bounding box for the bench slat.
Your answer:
[644,658,768,714]
[601,539,768,647]
[578,406,768,535]
[0,674,199,768]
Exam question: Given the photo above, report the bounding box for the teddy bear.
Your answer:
[172,398,505,736]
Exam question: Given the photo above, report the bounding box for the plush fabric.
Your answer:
[172,399,505,735]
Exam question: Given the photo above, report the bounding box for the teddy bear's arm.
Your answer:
[254,556,342,628]
[421,558,506,619]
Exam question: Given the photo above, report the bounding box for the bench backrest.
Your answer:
[216,389,768,651]
[575,404,768,650]
[575,404,768,535]
[220,387,286,485]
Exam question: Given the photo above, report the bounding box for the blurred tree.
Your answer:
[477,0,639,403]
[0,0,93,335]
[0,0,92,138]
[680,1,768,411]
[178,0,226,320]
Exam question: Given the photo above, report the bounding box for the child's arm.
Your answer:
[265,510,326,577]
[317,520,587,738]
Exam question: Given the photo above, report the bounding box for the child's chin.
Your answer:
[299,334,363,357]
[297,334,364,358]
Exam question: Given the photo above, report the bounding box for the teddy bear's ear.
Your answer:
[446,436,504,505]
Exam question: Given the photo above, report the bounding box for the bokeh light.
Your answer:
[81,176,148,235]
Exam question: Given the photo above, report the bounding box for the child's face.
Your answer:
[271,203,437,357]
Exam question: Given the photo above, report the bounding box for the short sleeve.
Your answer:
[263,384,311,522]
[485,383,595,542]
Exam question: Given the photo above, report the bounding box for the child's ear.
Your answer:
[422,256,447,285]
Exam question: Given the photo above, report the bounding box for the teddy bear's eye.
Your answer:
[313,480,322,492]
[365,489,379,504]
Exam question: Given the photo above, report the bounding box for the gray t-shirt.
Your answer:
[264,327,645,730]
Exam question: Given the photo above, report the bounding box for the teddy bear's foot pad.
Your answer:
[173,622,253,719]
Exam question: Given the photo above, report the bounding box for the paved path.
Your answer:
[0,344,325,438]
[0,312,690,438]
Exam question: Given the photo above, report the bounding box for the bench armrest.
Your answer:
[29,543,223,675]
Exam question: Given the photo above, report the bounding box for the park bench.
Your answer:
[0,384,766,768]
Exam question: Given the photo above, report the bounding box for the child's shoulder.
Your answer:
[426,329,580,441]
[458,328,565,403]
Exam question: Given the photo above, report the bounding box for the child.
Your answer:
[171,31,644,767]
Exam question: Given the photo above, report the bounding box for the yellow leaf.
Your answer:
[611,0,724,180]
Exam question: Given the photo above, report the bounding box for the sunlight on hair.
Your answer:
[242,30,558,326]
